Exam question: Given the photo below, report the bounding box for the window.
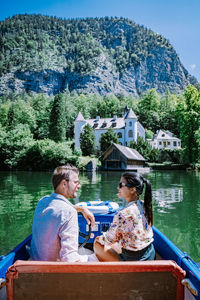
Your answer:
[129,121,132,127]
[167,141,170,145]
[102,121,107,128]
[159,141,162,145]
[128,130,133,137]
[173,141,177,147]
[117,132,122,138]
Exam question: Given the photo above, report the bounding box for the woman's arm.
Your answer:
[94,236,120,262]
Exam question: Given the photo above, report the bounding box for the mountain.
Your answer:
[0,14,198,96]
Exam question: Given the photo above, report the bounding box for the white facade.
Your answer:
[74,108,145,150]
[148,130,181,150]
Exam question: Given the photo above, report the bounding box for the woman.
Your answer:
[94,172,155,261]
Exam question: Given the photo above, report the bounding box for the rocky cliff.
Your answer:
[0,15,198,96]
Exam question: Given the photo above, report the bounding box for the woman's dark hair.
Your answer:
[122,172,153,225]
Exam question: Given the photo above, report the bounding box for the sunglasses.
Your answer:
[118,182,134,189]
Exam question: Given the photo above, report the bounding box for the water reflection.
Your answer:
[146,170,200,261]
[0,170,200,262]
[153,187,183,212]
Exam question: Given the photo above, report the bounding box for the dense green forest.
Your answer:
[0,14,174,75]
[0,86,199,170]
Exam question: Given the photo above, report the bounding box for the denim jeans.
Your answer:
[119,243,155,261]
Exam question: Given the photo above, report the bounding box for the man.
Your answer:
[30,164,97,262]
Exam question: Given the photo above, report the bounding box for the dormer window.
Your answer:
[117,132,122,138]
[102,121,107,128]
[93,123,98,129]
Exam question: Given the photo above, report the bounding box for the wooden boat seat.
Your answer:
[6,260,185,300]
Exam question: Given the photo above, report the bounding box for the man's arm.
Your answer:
[74,205,95,227]
[59,210,88,262]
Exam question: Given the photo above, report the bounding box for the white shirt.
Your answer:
[30,192,88,262]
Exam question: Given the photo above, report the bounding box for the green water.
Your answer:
[0,170,200,262]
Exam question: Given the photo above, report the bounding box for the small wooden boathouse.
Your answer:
[100,143,147,171]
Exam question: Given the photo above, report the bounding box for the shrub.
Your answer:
[157,148,184,164]
[23,139,73,170]
[0,124,34,169]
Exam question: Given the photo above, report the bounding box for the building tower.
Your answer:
[123,108,138,146]
[74,112,86,149]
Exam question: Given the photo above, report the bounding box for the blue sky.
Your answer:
[1,0,200,81]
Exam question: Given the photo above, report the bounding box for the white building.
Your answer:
[148,130,181,150]
[74,107,145,150]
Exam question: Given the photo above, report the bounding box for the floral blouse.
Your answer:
[101,200,154,251]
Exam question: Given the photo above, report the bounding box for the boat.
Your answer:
[0,202,200,300]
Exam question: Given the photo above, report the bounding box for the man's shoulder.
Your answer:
[37,193,77,222]
[37,193,75,212]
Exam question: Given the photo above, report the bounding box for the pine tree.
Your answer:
[80,124,96,156]
[100,128,119,152]
[49,94,66,142]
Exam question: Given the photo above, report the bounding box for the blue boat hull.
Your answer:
[0,212,200,299]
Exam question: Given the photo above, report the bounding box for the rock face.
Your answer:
[0,51,196,96]
[0,16,198,96]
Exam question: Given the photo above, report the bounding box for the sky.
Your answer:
[1,0,200,82]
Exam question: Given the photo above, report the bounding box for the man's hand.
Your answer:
[74,205,95,227]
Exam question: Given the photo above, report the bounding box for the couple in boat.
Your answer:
[30,164,155,263]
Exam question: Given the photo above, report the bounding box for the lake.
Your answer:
[0,170,199,262]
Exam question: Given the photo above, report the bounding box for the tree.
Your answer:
[31,94,51,139]
[0,124,34,169]
[0,101,10,127]
[96,95,121,118]
[194,129,200,163]
[137,89,160,132]
[0,124,7,169]
[130,136,159,162]
[145,129,154,139]
[49,94,66,142]
[100,128,119,152]
[159,90,179,135]
[176,85,200,164]
[6,100,36,131]
[80,124,96,156]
